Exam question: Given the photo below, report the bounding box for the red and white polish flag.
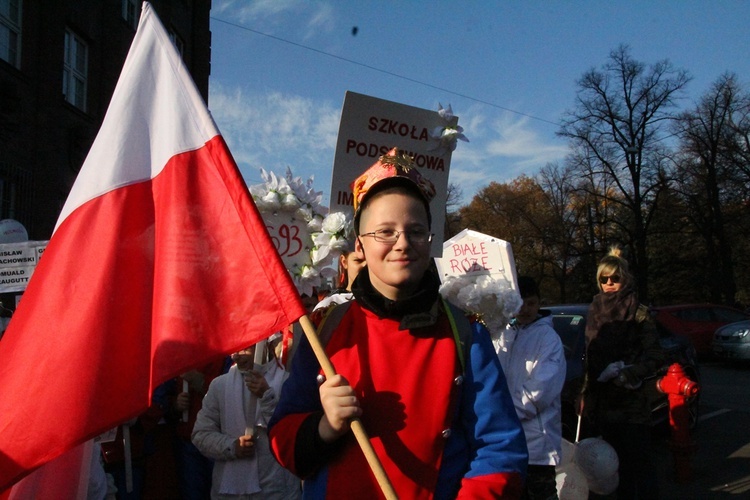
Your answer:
[0,2,305,493]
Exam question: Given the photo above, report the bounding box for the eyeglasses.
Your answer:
[599,274,621,284]
[359,228,433,245]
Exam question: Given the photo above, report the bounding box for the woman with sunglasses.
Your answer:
[580,246,665,499]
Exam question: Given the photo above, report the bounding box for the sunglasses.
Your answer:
[599,274,621,284]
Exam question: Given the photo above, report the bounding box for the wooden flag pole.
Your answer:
[297,314,398,500]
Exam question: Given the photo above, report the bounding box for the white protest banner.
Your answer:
[435,229,521,332]
[330,91,462,255]
[0,241,48,293]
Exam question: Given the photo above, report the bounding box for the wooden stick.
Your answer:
[298,314,398,500]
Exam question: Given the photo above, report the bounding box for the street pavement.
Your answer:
[654,377,750,498]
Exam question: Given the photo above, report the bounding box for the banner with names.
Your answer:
[0,241,48,293]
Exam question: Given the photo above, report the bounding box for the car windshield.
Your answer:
[551,313,586,360]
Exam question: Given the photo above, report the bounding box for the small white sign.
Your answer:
[435,229,518,289]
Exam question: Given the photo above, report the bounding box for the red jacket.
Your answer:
[269,300,527,499]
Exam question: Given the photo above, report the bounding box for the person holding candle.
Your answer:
[192,343,301,499]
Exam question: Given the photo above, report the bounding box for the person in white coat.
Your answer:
[493,276,566,500]
[192,343,301,500]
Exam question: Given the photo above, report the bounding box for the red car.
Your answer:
[650,304,750,357]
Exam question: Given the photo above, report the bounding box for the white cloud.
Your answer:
[446,109,569,203]
[485,114,567,165]
[213,0,301,22]
[212,0,335,38]
[303,4,335,40]
[209,83,340,190]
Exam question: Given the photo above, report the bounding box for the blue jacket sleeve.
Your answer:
[436,322,528,499]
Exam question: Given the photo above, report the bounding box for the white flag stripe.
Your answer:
[56,2,219,230]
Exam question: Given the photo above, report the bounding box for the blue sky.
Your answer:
[207,1,750,206]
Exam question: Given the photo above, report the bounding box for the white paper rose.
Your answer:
[322,212,348,234]
[281,193,301,210]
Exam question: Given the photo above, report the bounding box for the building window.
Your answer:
[0,162,32,223]
[121,0,138,30]
[63,29,87,111]
[169,29,184,57]
[0,0,22,68]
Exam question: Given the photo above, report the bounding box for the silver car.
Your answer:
[713,320,750,360]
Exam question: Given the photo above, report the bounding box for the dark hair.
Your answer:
[517,275,539,299]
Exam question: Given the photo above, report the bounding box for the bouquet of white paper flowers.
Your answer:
[439,274,522,334]
[250,167,351,297]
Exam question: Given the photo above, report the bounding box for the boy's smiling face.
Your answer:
[355,189,432,301]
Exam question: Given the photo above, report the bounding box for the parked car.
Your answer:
[541,304,700,441]
[650,304,750,358]
[712,319,750,361]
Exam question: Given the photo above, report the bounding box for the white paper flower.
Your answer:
[296,206,313,222]
[310,245,331,267]
[281,193,301,210]
[258,191,281,211]
[439,274,522,334]
[328,234,350,252]
[300,264,318,280]
[307,213,324,232]
[249,184,267,199]
[322,212,348,234]
[430,103,470,154]
[312,231,333,248]
[294,264,320,297]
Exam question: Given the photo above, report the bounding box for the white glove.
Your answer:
[597,361,625,382]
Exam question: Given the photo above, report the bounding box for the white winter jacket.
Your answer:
[493,314,566,466]
[192,363,301,499]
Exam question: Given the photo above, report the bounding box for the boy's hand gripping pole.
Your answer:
[298,315,398,500]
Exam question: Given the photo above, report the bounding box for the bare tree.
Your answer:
[672,73,750,304]
[724,78,750,194]
[559,45,691,301]
[536,162,592,301]
[443,182,464,238]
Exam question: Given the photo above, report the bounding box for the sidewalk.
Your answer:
[654,407,750,499]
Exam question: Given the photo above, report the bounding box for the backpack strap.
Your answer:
[441,298,473,375]
[315,300,353,347]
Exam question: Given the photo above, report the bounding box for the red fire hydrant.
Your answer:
[656,363,700,483]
